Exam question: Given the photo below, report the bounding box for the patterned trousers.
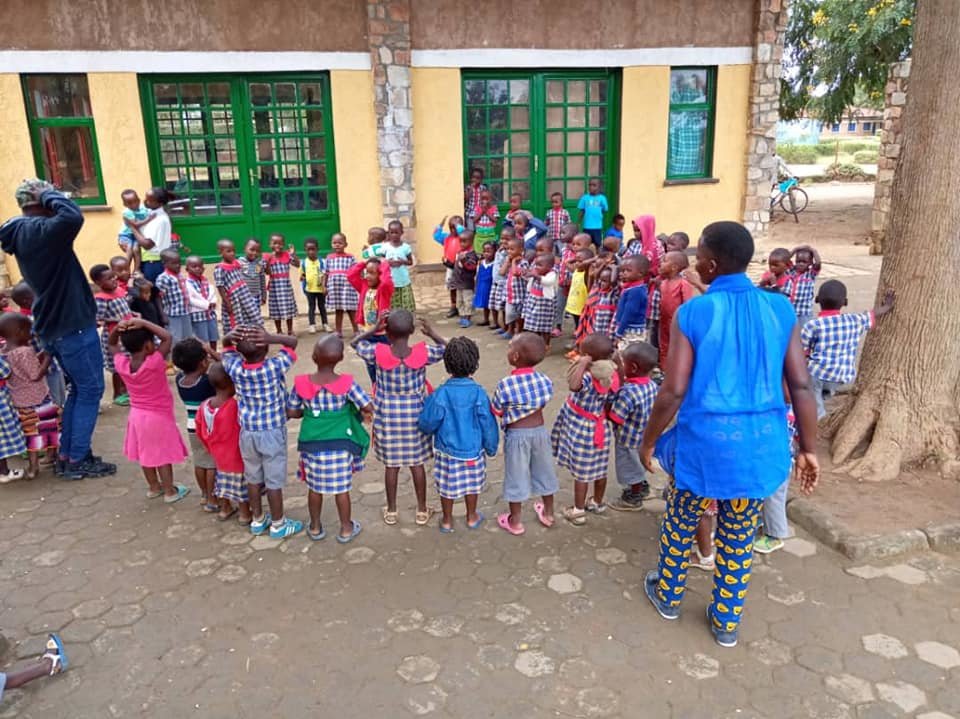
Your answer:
[655,488,763,633]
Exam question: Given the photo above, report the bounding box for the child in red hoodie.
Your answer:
[433,215,464,318]
[347,257,395,384]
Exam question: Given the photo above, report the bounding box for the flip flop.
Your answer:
[382,507,398,526]
[217,507,238,522]
[164,485,191,504]
[534,502,555,528]
[202,502,220,513]
[43,633,68,675]
[145,489,163,499]
[415,507,437,526]
[439,523,455,534]
[336,520,362,544]
[307,526,327,541]
[497,512,525,536]
[466,512,485,530]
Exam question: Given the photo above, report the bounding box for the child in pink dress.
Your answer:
[108,317,190,503]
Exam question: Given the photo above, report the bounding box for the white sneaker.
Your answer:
[308,325,316,334]
[690,551,715,571]
[322,323,331,332]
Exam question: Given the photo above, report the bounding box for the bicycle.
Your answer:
[770,176,809,222]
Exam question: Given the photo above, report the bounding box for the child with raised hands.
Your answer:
[418,337,498,533]
[288,333,372,543]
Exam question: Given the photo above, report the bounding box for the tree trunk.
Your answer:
[824,0,960,481]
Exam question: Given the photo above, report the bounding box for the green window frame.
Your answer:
[666,67,717,181]
[21,74,107,205]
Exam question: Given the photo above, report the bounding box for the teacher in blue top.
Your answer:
[639,221,819,649]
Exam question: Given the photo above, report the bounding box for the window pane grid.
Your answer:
[667,67,716,179]
[543,79,608,202]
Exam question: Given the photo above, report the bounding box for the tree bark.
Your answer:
[825,0,960,481]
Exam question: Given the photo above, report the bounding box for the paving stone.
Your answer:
[916,713,956,719]
[862,633,909,659]
[387,609,424,632]
[575,687,620,717]
[397,655,441,684]
[102,604,145,628]
[215,564,247,583]
[803,694,854,719]
[677,652,719,680]
[33,549,67,567]
[915,640,960,669]
[594,548,627,565]
[875,681,927,713]
[162,643,206,668]
[749,637,793,666]
[71,598,112,620]
[343,547,376,564]
[357,481,382,495]
[825,674,875,705]
[547,573,583,594]
[558,658,597,688]
[882,564,928,585]
[494,603,531,625]
[476,644,512,671]
[422,615,464,638]
[185,558,219,577]
[514,650,555,678]
[856,703,903,719]
[846,566,889,580]
[767,584,806,606]
[404,684,447,715]
[782,537,818,557]
[797,645,844,674]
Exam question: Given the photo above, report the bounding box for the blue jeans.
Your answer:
[48,326,105,462]
[811,375,840,419]
[762,476,791,539]
[142,260,163,284]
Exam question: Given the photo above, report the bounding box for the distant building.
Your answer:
[819,108,883,139]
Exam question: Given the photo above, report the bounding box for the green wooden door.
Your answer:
[140,74,340,259]
[462,71,620,226]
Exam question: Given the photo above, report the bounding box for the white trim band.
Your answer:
[412,47,754,68]
[0,51,372,73]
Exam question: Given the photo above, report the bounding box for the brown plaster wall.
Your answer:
[411,0,755,50]
[0,0,368,52]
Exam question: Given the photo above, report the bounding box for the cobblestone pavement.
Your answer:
[3,300,958,719]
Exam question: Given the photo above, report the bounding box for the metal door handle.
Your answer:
[534,155,539,173]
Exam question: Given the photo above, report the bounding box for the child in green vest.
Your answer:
[287,333,372,543]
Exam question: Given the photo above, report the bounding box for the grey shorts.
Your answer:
[240,427,288,490]
[191,318,220,343]
[503,426,559,502]
[189,433,216,470]
[444,267,455,289]
[614,439,645,488]
[505,303,522,325]
[167,315,194,344]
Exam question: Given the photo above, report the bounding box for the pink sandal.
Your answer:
[497,512,525,536]
[534,502,555,528]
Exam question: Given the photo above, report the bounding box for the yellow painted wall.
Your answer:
[0,74,39,283]
[330,70,381,250]
[411,67,463,265]
[618,64,750,238]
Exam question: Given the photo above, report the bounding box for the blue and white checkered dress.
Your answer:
[593,289,619,338]
[355,341,445,467]
[491,369,554,427]
[505,259,529,311]
[788,267,819,320]
[214,261,263,334]
[325,253,359,311]
[287,378,371,494]
[522,275,557,333]
[221,348,295,431]
[801,311,874,384]
[551,372,614,482]
[215,470,249,503]
[265,252,298,320]
[489,250,509,312]
[434,450,486,500]
[95,291,130,373]
[0,357,27,459]
[155,270,190,318]
[609,378,658,448]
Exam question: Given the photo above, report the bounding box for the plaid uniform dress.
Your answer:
[186,275,216,324]
[522,274,557,333]
[0,357,27,459]
[621,239,644,258]
[197,398,249,504]
[668,112,705,175]
[94,290,131,372]
[551,371,617,482]
[464,182,487,222]
[155,270,190,319]
[787,267,819,319]
[264,252,298,320]
[354,341,444,467]
[545,207,571,242]
[592,289,619,338]
[609,378,658,448]
[434,450,486,500]
[237,257,266,304]
[325,252,359,311]
[489,249,509,312]
[214,261,263,334]
[801,310,875,384]
[505,259,529,316]
[288,376,372,494]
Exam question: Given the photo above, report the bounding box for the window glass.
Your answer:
[666,67,716,179]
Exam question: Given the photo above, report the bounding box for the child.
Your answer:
[544,192,571,243]
[263,233,299,335]
[221,325,302,539]
[117,189,152,272]
[0,634,68,700]
[503,193,524,228]
[171,338,218,512]
[472,190,500,252]
[0,314,59,479]
[352,311,446,526]
[521,253,558,346]
[787,244,822,325]
[606,213,626,242]
[155,248,194,344]
[129,277,163,326]
[362,226,387,260]
[656,251,696,367]
[301,237,328,333]
[754,389,797,555]
[613,255,650,344]
[474,242,496,327]
[434,215,464,318]
[110,255,132,298]
[491,332,558,534]
[577,178,608,247]
[463,167,487,228]
[324,232,360,336]
[0,350,26,483]
[383,220,416,311]
[287,333,372,542]
[347,257,395,383]
[451,230,479,328]
[108,317,190,503]
[625,215,663,280]
[555,224,579,332]
[195,362,251,524]
[576,266,618,346]
[600,234,623,264]
[185,256,219,351]
[758,247,792,292]
[665,231,690,253]
[564,246,595,353]
[501,238,529,339]
[215,239,264,334]
[90,263,131,406]
[419,337,498,532]
[802,282,895,418]
[552,333,620,525]
[608,342,659,510]
[238,239,267,308]
[513,212,548,254]
[488,228,513,332]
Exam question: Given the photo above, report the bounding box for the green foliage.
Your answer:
[852,149,879,162]
[815,140,879,154]
[777,143,820,164]
[781,0,914,124]
[825,162,872,180]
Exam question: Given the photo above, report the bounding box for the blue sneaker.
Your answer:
[249,513,272,536]
[269,517,304,539]
[707,605,738,648]
[644,570,679,620]
[458,318,472,328]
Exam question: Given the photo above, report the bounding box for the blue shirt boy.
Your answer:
[577,192,608,230]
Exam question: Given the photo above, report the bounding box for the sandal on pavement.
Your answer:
[585,499,607,514]
[0,469,25,484]
[562,506,587,526]
[43,633,67,675]
[146,489,163,499]
[336,520,362,544]
[163,485,191,504]
[415,507,436,526]
[202,502,220,513]
[439,521,455,534]
[307,526,327,541]
[534,502,555,528]
[217,507,238,522]
[497,512,525,536]
[466,512,485,530]
[382,507,398,526]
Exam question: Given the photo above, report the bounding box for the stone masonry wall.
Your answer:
[367,0,416,237]
[870,60,910,255]
[742,0,788,242]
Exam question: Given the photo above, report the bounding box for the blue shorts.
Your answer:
[240,427,288,490]
[502,426,558,502]
[117,233,134,248]
[191,318,220,343]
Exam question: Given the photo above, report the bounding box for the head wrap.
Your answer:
[15,179,55,209]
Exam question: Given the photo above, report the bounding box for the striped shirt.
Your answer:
[176,373,215,434]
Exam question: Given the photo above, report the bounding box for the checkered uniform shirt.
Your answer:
[801,310,874,384]
[787,267,819,318]
[155,270,189,317]
[491,369,554,428]
[668,114,704,175]
[647,287,661,324]
[222,347,296,431]
[464,182,488,219]
[545,207,571,241]
[609,378,658,448]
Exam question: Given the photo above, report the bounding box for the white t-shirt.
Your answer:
[141,207,171,261]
